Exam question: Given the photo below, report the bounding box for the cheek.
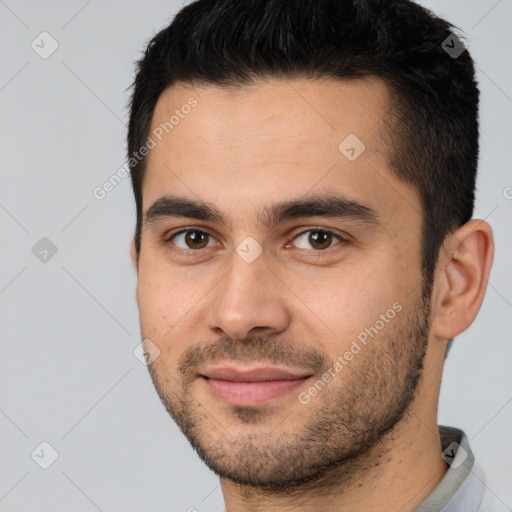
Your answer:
[136,270,207,362]
[136,275,179,339]
[297,263,406,358]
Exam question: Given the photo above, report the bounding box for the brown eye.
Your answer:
[309,230,333,250]
[291,229,346,251]
[168,229,215,250]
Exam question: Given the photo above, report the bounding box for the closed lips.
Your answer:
[200,366,312,382]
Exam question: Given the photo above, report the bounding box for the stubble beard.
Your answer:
[144,283,432,495]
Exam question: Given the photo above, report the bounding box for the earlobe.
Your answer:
[431,220,494,340]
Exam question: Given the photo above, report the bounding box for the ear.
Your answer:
[430,219,494,340]
[130,237,139,272]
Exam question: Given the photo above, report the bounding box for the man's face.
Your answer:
[134,77,431,489]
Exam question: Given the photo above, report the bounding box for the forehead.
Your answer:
[149,77,390,157]
[143,77,420,232]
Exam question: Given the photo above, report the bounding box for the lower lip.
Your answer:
[201,376,311,406]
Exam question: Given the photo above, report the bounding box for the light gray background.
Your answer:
[0,1,510,511]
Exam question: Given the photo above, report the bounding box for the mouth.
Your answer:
[198,365,313,406]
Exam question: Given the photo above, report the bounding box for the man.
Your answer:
[127,0,499,510]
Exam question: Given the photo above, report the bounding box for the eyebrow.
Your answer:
[144,192,381,230]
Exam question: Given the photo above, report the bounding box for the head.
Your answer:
[127,0,493,492]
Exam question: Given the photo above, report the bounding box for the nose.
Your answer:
[204,251,291,341]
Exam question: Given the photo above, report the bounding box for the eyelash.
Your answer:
[163,226,348,256]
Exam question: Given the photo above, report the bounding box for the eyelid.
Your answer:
[164,225,215,242]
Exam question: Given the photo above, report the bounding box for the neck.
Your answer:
[221,407,448,512]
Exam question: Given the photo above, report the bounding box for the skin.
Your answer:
[130,77,494,512]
